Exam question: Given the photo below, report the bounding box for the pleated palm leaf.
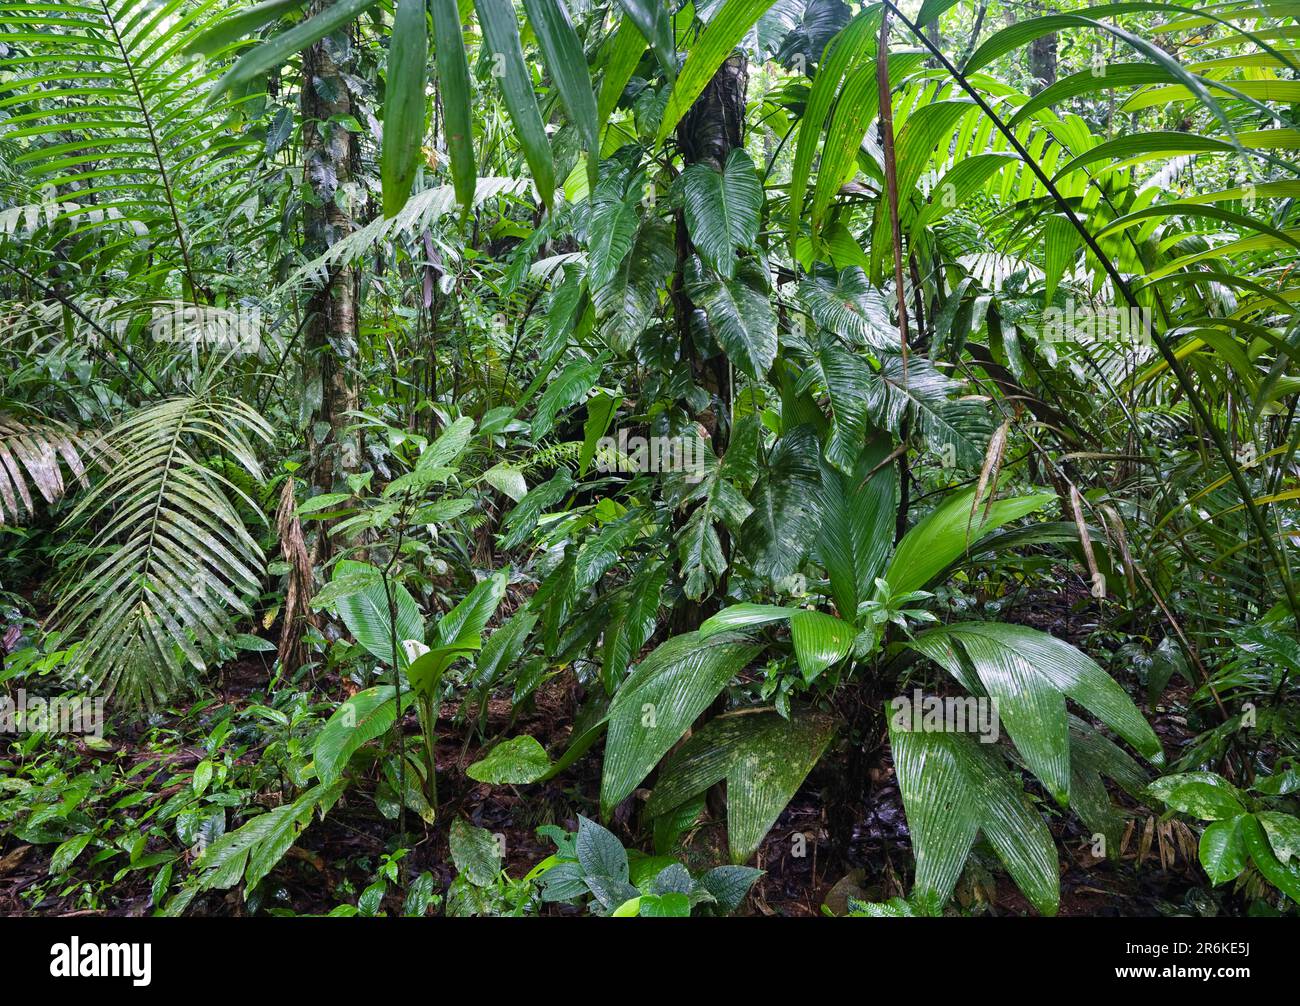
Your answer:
[50,393,272,707]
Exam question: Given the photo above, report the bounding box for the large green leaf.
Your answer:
[789,609,855,681]
[913,623,1164,775]
[586,178,640,290]
[597,15,649,125]
[313,685,412,783]
[405,569,509,696]
[798,269,897,352]
[430,0,476,216]
[600,560,668,691]
[1147,772,1247,820]
[739,426,824,580]
[185,0,308,57]
[809,52,926,239]
[523,0,599,152]
[1068,716,1150,855]
[208,0,380,102]
[965,6,1244,139]
[193,783,344,895]
[926,627,1071,806]
[886,487,1055,596]
[600,631,761,816]
[655,0,779,145]
[437,568,509,651]
[700,603,853,681]
[787,7,880,255]
[320,560,425,666]
[592,219,675,352]
[1199,816,1248,886]
[476,0,555,207]
[645,707,837,863]
[815,439,896,619]
[687,259,777,379]
[889,715,1060,916]
[614,0,675,79]
[1052,132,1236,183]
[531,360,601,440]
[466,734,552,784]
[1258,811,1300,865]
[859,354,993,470]
[680,149,763,280]
[1240,813,1300,903]
[1009,63,1180,126]
[381,0,429,218]
[700,603,799,637]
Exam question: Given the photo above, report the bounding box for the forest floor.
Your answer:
[0,577,1211,917]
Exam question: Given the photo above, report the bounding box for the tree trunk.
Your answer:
[668,51,749,638]
[301,0,361,499]
[674,51,748,453]
[1028,9,1057,94]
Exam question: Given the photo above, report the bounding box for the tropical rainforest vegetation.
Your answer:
[1,0,1298,918]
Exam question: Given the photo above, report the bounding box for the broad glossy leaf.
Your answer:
[699,603,800,638]
[1067,716,1149,855]
[614,0,675,79]
[787,7,880,255]
[597,16,648,126]
[656,0,779,144]
[314,685,412,783]
[577,814,629,881]
[600,560,668,691]
[697,865,764,912]
[681,149,763,279]
[450,817,501,884]
[209,0,379,102]
[887,488,1055,596]
[799,269,896,352]
[889,716,1059,916]
[600,631,761,816]
[789,609,854,681]
[593,219,675,352]
[325,560,425,667]
[688,260,777,379]
[645,707,837,862]
[532,361,601,440]
[185,0,308,57]
[437,568,509,651]
[1149,772,1247,821]
[739,426,824,580]
[1200,816,1248,885]
[916,622,1163,769]
[1240,813,1300,903]
[815,439,896,618]
[466,734,552,784]
[1258,811,1300,865]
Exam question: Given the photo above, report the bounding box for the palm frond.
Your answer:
[0,413,90,522]
[0,0,260,289]
[50,393,271,707]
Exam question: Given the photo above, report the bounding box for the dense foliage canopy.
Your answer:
[1,0,1299,918]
